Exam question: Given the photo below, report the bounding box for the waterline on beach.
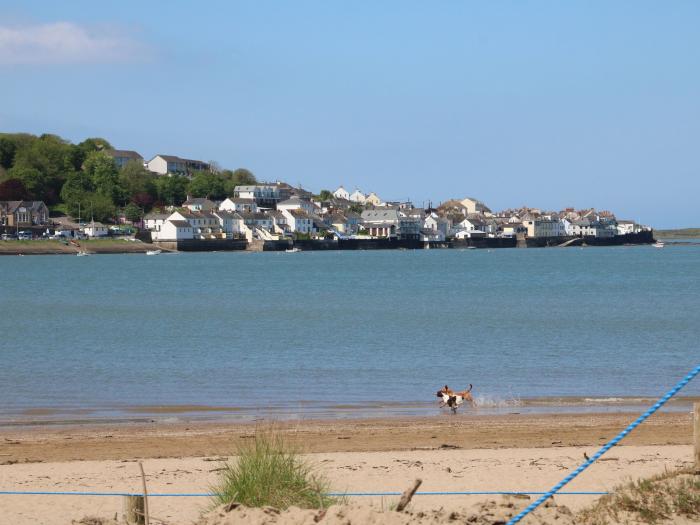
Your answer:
[1,396,697,427]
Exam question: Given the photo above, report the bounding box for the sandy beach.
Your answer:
[0,239,155,255]
[0,411,696,524]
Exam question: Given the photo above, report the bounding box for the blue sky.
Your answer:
[1,1,698,227]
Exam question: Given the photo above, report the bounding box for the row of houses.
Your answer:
[143,189,646,244]
[145,195,361,242]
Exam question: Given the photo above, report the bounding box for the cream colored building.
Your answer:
[459,197,491,215]
[365,192,382,206]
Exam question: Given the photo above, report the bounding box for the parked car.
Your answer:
[17,231,32,240]
[1,233,16,240]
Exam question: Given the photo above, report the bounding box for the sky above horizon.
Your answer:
[1,1,698,228]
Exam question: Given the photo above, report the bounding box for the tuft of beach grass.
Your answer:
[577,468,700,524]
[209,428,341,510]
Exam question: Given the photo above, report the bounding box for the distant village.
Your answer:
[1,148,650,247]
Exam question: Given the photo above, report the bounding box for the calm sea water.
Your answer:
[1,245,699,423]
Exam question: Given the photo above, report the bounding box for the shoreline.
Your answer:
[1,395,697,428]
[0,411,692,464]
[0,231,658,255]
[0,239,154,255]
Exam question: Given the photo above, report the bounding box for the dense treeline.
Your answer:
[0,133,256,222]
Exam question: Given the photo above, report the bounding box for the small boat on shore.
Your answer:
[652,241,665,249]
[76,251,89,256]
[146,249,162,255]
[285,247,301,253]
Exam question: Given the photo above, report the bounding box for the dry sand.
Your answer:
[0,412,695,524]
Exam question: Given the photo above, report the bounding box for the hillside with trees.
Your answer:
[0,133,256,222]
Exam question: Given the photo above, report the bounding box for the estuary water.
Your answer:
[1,245,699,424]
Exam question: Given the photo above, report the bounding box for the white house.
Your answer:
[523,217,565,238]
[169,210,223,238]
[333,186,350,200]
[83,222,109,237]
[234,185,280,206]
[349,190,367,203]
[281,209,313,233]
[455,229,486,239]
[213,211,243,237]
[616,220,638,235]
[146,155,210,177]
[424,213,450,238]
[276,197,315,215]
[218,197,258,213]
[157,219,194,240]
[455,217,488,234]
[268,210,291,235]
[143,213,170,233]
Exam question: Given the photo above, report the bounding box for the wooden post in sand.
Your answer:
[395,479,422,512]
[694,403,700,474]
[123,495,145,525]
[139,462,150,525]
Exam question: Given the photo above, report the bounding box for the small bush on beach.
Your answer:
[577,468,700,524]
[210,430,339,510]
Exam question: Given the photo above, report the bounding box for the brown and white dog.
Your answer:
[436,384,475,413]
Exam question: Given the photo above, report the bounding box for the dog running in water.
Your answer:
[436,384,475,413]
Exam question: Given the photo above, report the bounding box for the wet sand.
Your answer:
[0,411,692,464]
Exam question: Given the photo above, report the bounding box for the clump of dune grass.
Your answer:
[210,430,339,510]
[577,468,700,524]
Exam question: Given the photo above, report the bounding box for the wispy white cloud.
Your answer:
[0,21,147,65]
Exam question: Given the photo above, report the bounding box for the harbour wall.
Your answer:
[525,230,655,248]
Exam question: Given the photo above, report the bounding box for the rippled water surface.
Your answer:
[1,245,698,422]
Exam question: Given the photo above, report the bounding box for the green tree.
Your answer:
[155,175,189,206]
[83,151,123,204]
[5,166,47,200]
[222,168,256,195]
[0,136,18,169]
[119,160,157,207]
[318,189,333,201]
[11,134,77,203]
[84,193,116,223]
[123,202,143,223]
[188,170,225,199]
[60,170,95,219]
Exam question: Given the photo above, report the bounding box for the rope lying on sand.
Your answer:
[506,363,700,525]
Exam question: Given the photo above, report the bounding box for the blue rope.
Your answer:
[507,364,700,525]
[0,490,608,497]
